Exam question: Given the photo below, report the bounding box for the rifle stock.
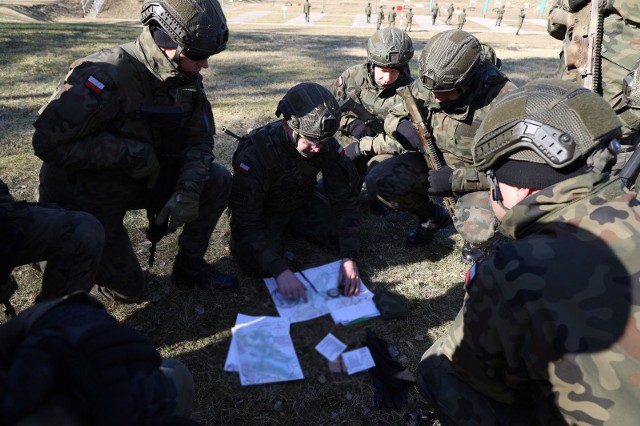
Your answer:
[396,86,456,217]
[338,97,385,135]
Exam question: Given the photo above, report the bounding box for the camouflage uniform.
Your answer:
[369,59,516,245]
[229,121,360,278]
[458,9,466,29]
[548,0,640,147]
[445,4,454,25]
[418,172,640,425]
[405,9,414,32]
[303,0,311,22]
[365,3,372,23]
[495,5,505,26]
[516,8,525,35]
[377,7,385,30]
[32,26,232,300]
[432,3,440,24]
[0,178,104,302]
[388,7,397,27]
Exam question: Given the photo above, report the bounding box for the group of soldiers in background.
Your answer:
[1,0,640,423]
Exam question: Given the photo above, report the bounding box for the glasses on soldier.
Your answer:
[183,49,211,61]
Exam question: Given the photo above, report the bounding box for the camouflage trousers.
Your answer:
[39,164,231,300]
[11,204,104,302]
[417,337,561,425]
[231,189,342,278]
[364,152,497,245]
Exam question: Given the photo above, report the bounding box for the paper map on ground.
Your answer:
[263,260,381,324]
[224,314,304,386]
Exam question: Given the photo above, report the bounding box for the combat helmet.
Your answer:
[141,0,228,57]
[276,82,340,140]
[418,29,481,92]
[367,27,414,69]
[473,79,621,177]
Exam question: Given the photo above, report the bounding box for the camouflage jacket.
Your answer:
[386,60,516,194]
[229,121,360,277]
[365,5,372,16]
[330,63,412,135]
[32,26,216,205]
[442,172,640,425]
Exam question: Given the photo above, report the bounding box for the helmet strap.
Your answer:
[171,46,184,66]
[487,169,509,213]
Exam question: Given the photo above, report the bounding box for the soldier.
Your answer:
[367,30,515,258]
[417,79,640,425]
[365,2,372,23]
[405,7,414,32]
[445,3,454,25]
[32,0,237,304]
[388,6,397,28]
[457,8,466,29]
[515,7,525,35]
[494,4,505,26]
[377,5,385,30]
[303,0,311,22]
[0,291,195,424]
[229,83,362,303]
[0,178,104,306]
[547,0,640,169]
[431,2,440,25]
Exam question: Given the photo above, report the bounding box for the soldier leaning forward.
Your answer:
[418,79,640,426]
[330,27,414,179]
[370,30,515,259]
[229,83,362,303]
[32,0,236,303]
[0,178,103,305]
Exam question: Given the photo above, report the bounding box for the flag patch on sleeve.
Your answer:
[464,263,477,291]
[338,146,345,157]
[337,76,343,87]
[238,162,250,174]
[85,76,105,94]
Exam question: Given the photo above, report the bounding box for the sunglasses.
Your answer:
[183,50,211,62]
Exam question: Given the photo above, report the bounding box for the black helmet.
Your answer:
[367,27,414,69]
[141,0,228,57]
[473,79,622,171]
[276,83,340,140]
[418,29,481,92]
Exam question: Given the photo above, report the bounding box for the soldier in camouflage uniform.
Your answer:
[365,2,372,24]
[303,0,311,22]
[0,178,104,304]
[445,3,455,25]
[377,6,385,30]
[417,79,640,426]
[367,30,515,257]
[547,0,640,167]
[229,83,362,302]
[330,27,414,181]
[405,8,414,32]
[32,0,236,303]
[431,3,440,25]
[0,291,195,424]
[388,6,397,27]
[494,4,505,26]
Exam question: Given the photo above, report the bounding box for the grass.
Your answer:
[0,8,562,426]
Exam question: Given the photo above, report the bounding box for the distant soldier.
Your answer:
[417,79,640,426]
[229,83,362,303]
[495,4,505,26]
[0,177,104,307]
[431,2,440,25]
[445,3,454,24]
[303,0,311,22]
[365,2,372,23]
[457,8,466,29]
[388,6,397,27]
[516,8,525,35]
[377,5,385,30]
[405,7,414,32]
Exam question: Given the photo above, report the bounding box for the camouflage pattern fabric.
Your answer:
[405,10,414,32]
[365,4,372,22]
[458,10,466,29]
[32,26,231,300]
[229,121,360,278]
[495,6,505,26]
[388,9,397,27]
[418,172,640,425]
[432,3,440,24]
[0,179,104,302]
[377,8,385,30]
[372,59,515,244]
[453,191,497,245]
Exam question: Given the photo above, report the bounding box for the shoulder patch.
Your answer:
[337,145,345,157]
[337,75,344,87]
[464,263,477,291]
[238,162,250,174]
[85,75,105,94]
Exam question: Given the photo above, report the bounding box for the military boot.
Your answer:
[405,204,453,246]
[461,242,486,264]
[171,255,238,291]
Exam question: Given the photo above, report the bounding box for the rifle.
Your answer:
[618,145,640,190]
[396,86,456,217]
[222,126,242,141]
[338,97,385,135]
[0,274,18,318]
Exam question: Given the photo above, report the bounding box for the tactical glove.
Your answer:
[156,187,200,234]
[427,166,453,195]
[126,143,160,188]
[344,142,363,160]
[394,119,422,151]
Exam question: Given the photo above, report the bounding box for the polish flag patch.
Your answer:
[238,162,250,174]
[338,146,345,157]
[337,75,344,87]
[85,75,105,94]
[464,263,477,290]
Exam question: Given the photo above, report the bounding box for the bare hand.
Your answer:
[338,259,360,297]
[276,269,309,303]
